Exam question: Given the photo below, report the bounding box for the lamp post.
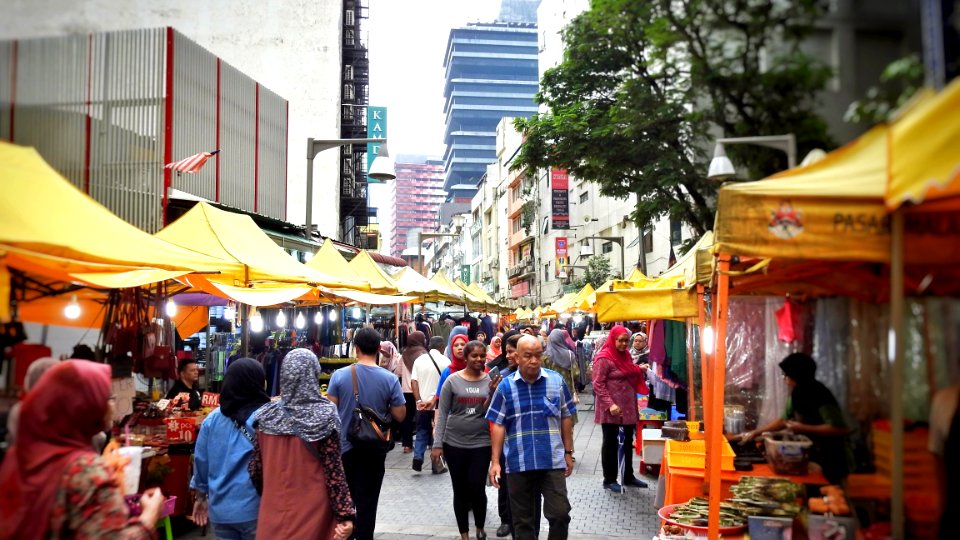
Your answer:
[578,235,625,279]
[707,134,797,181]
[304,137,396,240]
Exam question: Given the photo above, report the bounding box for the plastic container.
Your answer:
[748,515,793,540]
[763,432,812,475]
[665,438,735,471]
[807,514,856,540]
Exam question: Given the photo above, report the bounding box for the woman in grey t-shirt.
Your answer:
[432,340,498,540]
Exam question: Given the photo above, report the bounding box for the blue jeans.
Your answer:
[212,520,257,540]
[413,410,434,461]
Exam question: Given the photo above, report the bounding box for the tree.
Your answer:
[514,0,833,247]
[845,54,924,125]
[572,255,612,290]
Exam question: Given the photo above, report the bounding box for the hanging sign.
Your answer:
[551,169,570,230]
[555,237,568,277]
[367,106,387,178]
[201,392,220,409]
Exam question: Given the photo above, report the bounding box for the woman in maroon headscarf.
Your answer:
[0,360,164,539]
[591,325,649,493]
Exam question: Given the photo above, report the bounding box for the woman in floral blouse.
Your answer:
[248,348,355,540]
[0,360,163,539]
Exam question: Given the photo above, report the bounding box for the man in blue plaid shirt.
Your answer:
[486,335,576,540]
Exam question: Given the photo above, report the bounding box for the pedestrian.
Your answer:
[591,325,649,493]
[166,358,202,410]
[543,329,581,423]
[487,335,576,540]
[486,334,503,361]
[0,360,164,538]
[248,349,355,540]
[5,357,58,446]
[191,358,270,538]
[410,335,451,473]
[432,340,498,540]
[327,328,406,540]
[380,340,415,453]
[435,328,470,395]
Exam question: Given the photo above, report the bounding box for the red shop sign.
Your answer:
[511,281,530,298]
[164,417,198,444]
[201,392,220,408]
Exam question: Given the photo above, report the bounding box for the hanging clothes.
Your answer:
[664,320,687,384]
[648,320,666,364]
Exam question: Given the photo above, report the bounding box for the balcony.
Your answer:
[508,196,525,218]
[509,228,530,247]
[506,258,535,280]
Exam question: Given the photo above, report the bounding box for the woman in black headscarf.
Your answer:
[190,358,271,535]
[741,353,851,483]
[485,330,519,373]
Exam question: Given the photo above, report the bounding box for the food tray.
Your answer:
[762,432,811,475]
[657,504,747,534]
[666,438,735,471]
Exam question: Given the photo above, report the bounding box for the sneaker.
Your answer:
[603,482,623,493]
[624,478,648,488]
[495,523,511,537]
[412,458,423,472]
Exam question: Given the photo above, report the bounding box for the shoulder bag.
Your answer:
[346,365,394,452]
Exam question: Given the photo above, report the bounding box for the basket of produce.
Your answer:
[762,431,812,475]
[729,476,805,506]
[657,498,749,534]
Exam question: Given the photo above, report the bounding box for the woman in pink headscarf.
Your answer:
[381,341,415,452]
[591,325,649,493]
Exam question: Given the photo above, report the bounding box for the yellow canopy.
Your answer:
[516,307,534,321]
[431,272,485,308]
[887,78,960,208]
[465,282,501,311]
[392,267,465,304]
[626,268,646,281]
[569,283,596,311]
[454,278,495,309]
[595,232,715,322]
[0,141,227,288]
[306,240,355,281]
[345,250,399,295]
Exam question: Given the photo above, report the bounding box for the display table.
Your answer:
[660,452,828,507]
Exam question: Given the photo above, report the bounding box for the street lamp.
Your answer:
[578,235,625,279]
[707,134,797,181]
[304,138,396,239]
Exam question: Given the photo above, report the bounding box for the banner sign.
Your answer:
[460,264,471,285]
[555,237,568,277]
[367,106,387,178]
[511,281,530,298]
[201,392,220,409]
[164,417,198,444]
[551,169,570,230]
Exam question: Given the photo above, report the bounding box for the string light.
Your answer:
[250,309,264,332]
[64,295,81,320]
[572,314,583,325]
[295,312,306,329]
[164,298,177,318]
[223,303,237,320]
[276,309,287,328]
[314,311,324,324]
[702,326,716,353]
[351,307,362,319]
[329,309,338,322]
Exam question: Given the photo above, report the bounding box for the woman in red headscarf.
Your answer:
[0,360,164,539]
[591,325,649,493]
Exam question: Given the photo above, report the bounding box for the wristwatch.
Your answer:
[564,449,575,455]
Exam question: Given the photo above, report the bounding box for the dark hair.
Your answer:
[178,359,197,373]
[463,340,486,358]
[353,327,382,355]
[429,336,446,351]
[505,334,522,349]
[779,352,817,382]
[71,344,97,361]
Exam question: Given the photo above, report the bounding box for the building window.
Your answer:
[345,9,355,26]
[670,220,682,246]
[544,262,550,282]
[602,241,613,254]
[512,218,521,234]
[344,65,353,81]
[579,191,589,203]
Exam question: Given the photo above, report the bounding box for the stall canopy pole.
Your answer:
[707,258,731,540]
[890,211,905,540]
[686,318,696,422]
[240,303,249,357]
[697,285,712,458]
[395,303,400,345]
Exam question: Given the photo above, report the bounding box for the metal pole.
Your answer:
[418,231,423,276]
[240,303,250,357]
[305,138,315,240]
[618,237,625,279]
[890,211,905,540]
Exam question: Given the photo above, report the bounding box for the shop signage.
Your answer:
[367,106,387,176]
[164,417,198,444]
[551,168,570,230]
[201,392,220,409]
[511,280,530,298]
[460,264,471,285]
[555,237,568,276]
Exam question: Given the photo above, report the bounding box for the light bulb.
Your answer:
[295,312,306,329]
[64,295,81,320]
[351,307,361,319]
[329,309,338,322]
[490,313,498,323]
[223,304,237,320]
[314,311,323,324]
[165,298,177,318]
[702,326,716,353]
[250,310,264,332]
[276,310,287,327]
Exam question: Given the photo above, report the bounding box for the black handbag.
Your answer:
[346,365,394,452]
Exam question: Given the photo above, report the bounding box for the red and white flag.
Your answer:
[164,149,220,174]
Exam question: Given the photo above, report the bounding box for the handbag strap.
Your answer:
[351,364,366,407]
[426,351,442,375]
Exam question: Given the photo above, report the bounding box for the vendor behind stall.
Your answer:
[741,352,851,484]
[166,359,202,410]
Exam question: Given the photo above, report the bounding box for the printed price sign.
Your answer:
[201,392,220,408]
[156,399,171,411]
[164,417,197,444]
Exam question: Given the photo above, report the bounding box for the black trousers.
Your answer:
[498,454,541,534]
[600,423,637,485]
[506,469,571,540]
[398,392,416,447]
[443,444,492,533]
[342,446,387,540]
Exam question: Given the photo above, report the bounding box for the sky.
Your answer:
[366,0,502,238]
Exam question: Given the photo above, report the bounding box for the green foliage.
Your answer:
[520,201,536,235]
[514,0,834,240]
[571,255,613,290]
[845,54,924,125]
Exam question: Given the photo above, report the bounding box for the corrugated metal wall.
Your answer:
[218,61,257,213]
[171,30,217,202]
[1,28,288,232]
[257,85,286,219]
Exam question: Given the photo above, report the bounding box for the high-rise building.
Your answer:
[387,159,446,258]
[441,21,539,202]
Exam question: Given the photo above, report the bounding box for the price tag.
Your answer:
[164,417,197,443]
[201,392,220,408]
[156,399,171,411]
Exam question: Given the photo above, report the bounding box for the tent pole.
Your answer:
[240,303,249,357]
[707,257,730,540]
[686,318,696,421]
[890,211,905,540]
[697,285,711,459]
[395,303,400,345]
